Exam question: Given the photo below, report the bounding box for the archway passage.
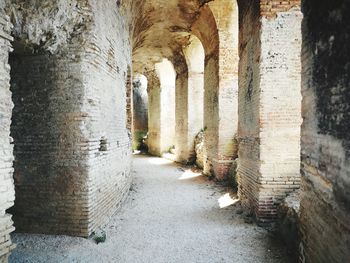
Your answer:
[132,74,148,151]
[1,0,349,262]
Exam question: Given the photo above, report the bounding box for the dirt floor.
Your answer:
[10,155,293,263]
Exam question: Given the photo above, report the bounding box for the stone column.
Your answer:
[156,60,176,154]
[237,0,302,224]
[174,38,204,164]
[173,52,191,162]
[147,59,176,156]
[191,1,239,180]
[146,70,162,156]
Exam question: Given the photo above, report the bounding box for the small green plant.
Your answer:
[200,127,207,133]
[91,229,107,244]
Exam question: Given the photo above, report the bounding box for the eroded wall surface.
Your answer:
[300,0,350,261]
[82,0,133,234]
[0,7,15,262]
[6,0,133,238]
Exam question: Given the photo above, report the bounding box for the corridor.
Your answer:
[11,155,291,263]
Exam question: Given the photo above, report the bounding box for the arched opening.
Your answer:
[191,1,239,180]
[132,74,148,151]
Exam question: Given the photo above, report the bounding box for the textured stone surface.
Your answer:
[300,0,350,262]
[194,131,205,169]
[0,8,15,262]
[6,0,133,240]
[277,191,300,262]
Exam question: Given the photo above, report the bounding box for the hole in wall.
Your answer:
[99,137,108,152]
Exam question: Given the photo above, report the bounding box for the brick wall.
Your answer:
[80,0,133,234]
[10,51,91,236]
[260,0,300,17]
[8,0,133,238]
[0,10,15,263]
[300,0,350,262]
[238,0,302,223]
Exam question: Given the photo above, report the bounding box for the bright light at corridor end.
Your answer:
[218,193,239,208]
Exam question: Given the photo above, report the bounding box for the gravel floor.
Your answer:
[10,155,293,263]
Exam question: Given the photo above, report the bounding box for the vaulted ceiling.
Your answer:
[129,0,210,73]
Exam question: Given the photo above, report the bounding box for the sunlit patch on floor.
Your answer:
[218,193,239,208]
[148,157,173,165]
[178,169,202,180]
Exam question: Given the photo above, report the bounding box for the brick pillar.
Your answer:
[173,39,204,164]
[147,59,176,156]
[237,0,302,224]
[146,70,162,156]
[173,52,191,162]
[0,12,15,263]
[199,1,239,180]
